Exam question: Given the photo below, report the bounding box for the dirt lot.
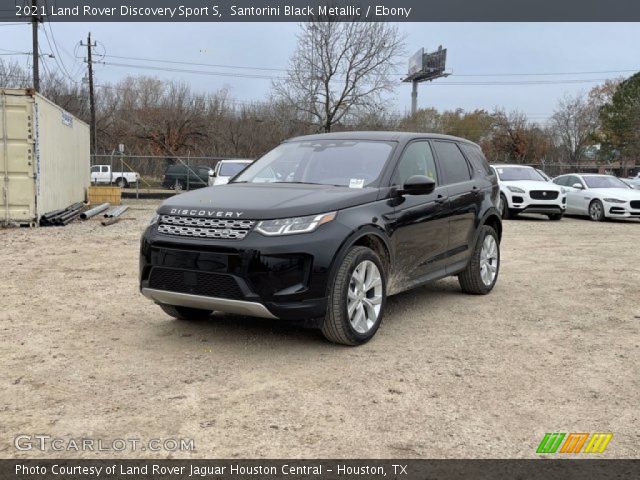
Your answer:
[1,201,638,459]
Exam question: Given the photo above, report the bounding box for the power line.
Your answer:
[101,61,282,80]
[100,61,615,86]
[40,1,78,83]
[102,53,639,78]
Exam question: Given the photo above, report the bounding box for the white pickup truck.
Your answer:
[91,165,140,188]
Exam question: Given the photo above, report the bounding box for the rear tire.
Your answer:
[548,213,563,221]
[321,246,386,346]
[159,304,212,321]
[589,199,605,222]
[174,180,184,191]
[459,225,500,295]
[115,177,128,188]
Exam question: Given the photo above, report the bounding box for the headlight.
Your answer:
[560,187,568,194]
[149,213,160,225]
[603,198,626,204]
[255,211,336,236]
[507,186,525,193]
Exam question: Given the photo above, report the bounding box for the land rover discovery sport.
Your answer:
[140,132,502,345]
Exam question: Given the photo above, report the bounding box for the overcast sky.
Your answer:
[2,22,639,125]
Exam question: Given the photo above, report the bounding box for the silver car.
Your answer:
[552,173,640,221]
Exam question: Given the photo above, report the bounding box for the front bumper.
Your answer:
[605,202,640,218]
[139,220,351,320]
[505,190,566,215]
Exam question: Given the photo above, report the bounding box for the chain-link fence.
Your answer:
[90,154,638,196]
[90,154,253,194]
[492,162,638,179]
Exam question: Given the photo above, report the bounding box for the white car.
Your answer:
[211,159,252,186]
[491,164,566,220]
[552,173,640,221]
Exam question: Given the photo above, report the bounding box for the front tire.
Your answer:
[159,304,212,321]
[459,225,500,295]
[321,246,386,346]
[589,199,605,222]
[499,194,512,219]
[548,213,563,221]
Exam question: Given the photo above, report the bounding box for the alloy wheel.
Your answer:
[347,260,383,334]
[590,201,603,221]
[479,235,499,287]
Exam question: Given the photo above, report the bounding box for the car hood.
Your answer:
[500,180,562,191]
[158,183,379,219]
[591,187,640,200]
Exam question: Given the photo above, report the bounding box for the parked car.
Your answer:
[535,168,552,181]
[491,164,566,220]
[619,178,637,189]
[91,165,139,188]
[552,173,640,221]
[625,172,640,188]
[212,159,253,185]
[162,164,213,190]
[140,132,502,345]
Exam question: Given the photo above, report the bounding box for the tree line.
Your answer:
[1,20,638,174]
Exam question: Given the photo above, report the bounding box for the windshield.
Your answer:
[219,162,249,177]
[233,140,395,187]
[495,166,546,182]
[583,176,630,189]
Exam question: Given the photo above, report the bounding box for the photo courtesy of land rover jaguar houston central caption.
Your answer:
[139,132,502,345]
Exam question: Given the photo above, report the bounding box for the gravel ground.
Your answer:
[1,200,638,459]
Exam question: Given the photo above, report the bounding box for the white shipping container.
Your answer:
[0,88,90,225]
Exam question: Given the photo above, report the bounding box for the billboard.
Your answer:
[408,48,424,76]
[404,46,447,82]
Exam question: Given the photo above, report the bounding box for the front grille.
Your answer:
[530,190,559,200]
[149,267,244,299]
[158,215,254,240]
[630,200,640,209]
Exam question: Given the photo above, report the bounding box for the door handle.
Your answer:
[435,195,448,205]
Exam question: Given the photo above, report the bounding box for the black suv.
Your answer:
[162,164,213,190]
[140,132,502,345]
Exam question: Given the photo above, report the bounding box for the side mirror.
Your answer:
[209,169,215,177]
[400,175,436,196]
[572,183,583,189]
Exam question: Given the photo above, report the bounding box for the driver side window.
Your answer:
[394,141,438,186]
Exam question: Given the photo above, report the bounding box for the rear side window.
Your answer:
[432,141,472,185]
[460,143,492,176]
[166,165,183,174]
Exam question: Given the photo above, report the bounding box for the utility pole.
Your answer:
[81,33,97,154]
[411,81,418,115]
[31,0,41,91]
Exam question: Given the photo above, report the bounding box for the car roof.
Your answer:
[490,164,534,168]
[286,131,480,146]
[558,173,612,177]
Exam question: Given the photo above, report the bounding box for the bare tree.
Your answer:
[550,93,600,168]
[0,59,29,88]
[274,21,405,132]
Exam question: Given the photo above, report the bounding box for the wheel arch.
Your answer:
[480,209,503,242]
[328,225,393,290]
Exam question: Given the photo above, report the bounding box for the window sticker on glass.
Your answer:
[497,168,504,174]
[349,178,365,189]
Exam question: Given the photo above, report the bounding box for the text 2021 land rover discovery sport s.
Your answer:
[140,132,502,345]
